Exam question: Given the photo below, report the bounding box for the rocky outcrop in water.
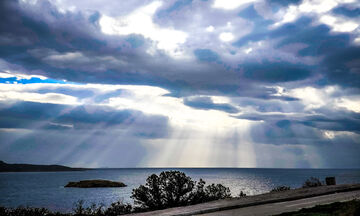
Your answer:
[65,179,127,188]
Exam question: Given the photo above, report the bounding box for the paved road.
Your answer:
[201,190,360,216]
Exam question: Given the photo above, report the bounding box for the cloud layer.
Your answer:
[0,0,359,168]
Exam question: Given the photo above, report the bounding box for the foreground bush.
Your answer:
[72,200,104,216]
[302,177,323,188]
[103,201,132,216]
[238,191,247,197]
[271,186,291,192]
[131,171,231,210]
[0,206,66,216]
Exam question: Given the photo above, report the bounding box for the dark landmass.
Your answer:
[65,179,127,188]
[0,160,88,172]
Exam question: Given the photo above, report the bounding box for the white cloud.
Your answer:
[219,32,235,42]
[273,0,359,36]
[212,0,259,10]
[0,90,79,105]
[0,70,47,80]
[206,25,215,32]
[244,47,253,54]
[298,0,339,14]
[45,51,84,62]
[323,130,335,139]
[285,85,360,113]
[354,37,360,44]
[335,97,360,112]
[99,1,188,58]
[320,14,359,33]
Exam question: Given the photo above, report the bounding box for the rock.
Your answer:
[65,179,127,188]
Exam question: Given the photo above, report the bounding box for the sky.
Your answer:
[0,0,359,168]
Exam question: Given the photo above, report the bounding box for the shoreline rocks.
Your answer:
[65,179,126,188]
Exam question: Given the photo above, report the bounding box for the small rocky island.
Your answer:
[65,179,127,188]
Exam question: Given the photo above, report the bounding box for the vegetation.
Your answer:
[302,177,323,188]
[238,191,247,197]
[65,180,126,188]
[271,185,291,192]
[0,206,57,216]
[103,201,132,216]
[276,199,360,216]
[131,171,231,210]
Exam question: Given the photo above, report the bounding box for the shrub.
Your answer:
[238,191,247,197]
[188,178,207,204]
[271,186,291,192]
[73,200,104,216]
[131,171,231,210]
[204,183,231,201]
[131,171,195,210]
[0,206,53,216]
[103,201,132,216]
[302,177,323,188]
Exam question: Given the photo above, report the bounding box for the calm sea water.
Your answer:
[1,168,360,212]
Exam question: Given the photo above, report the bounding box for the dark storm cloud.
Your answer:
[183,96,238,113]
[332,6,360,18]
[0,0,232,96]
[241,61,312,82]
[194,49,220,62]
[323,46,360,88]
[0,0,312,97]
[235,108,360,144]
[234,15,360,89]
[268,0,302,6]
[300,110,360,133]
[0,0,359,95]
[0,101,169,138]
[233,16,349,55]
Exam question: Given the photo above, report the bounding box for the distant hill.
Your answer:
[0,160,89,172]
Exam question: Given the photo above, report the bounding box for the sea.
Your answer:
[1,168,360,212]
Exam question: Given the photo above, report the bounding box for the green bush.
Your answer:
[0,206,58,216]
[238,191,247,197]
[131,171,195,210]
[271,186,291,192]
[204,183,231,201]
[72,200,104,216]
[131,171,231,210]
[302,177,323,188]
[103,201,132,216]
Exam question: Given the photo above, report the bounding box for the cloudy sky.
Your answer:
[0,0,359,168]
